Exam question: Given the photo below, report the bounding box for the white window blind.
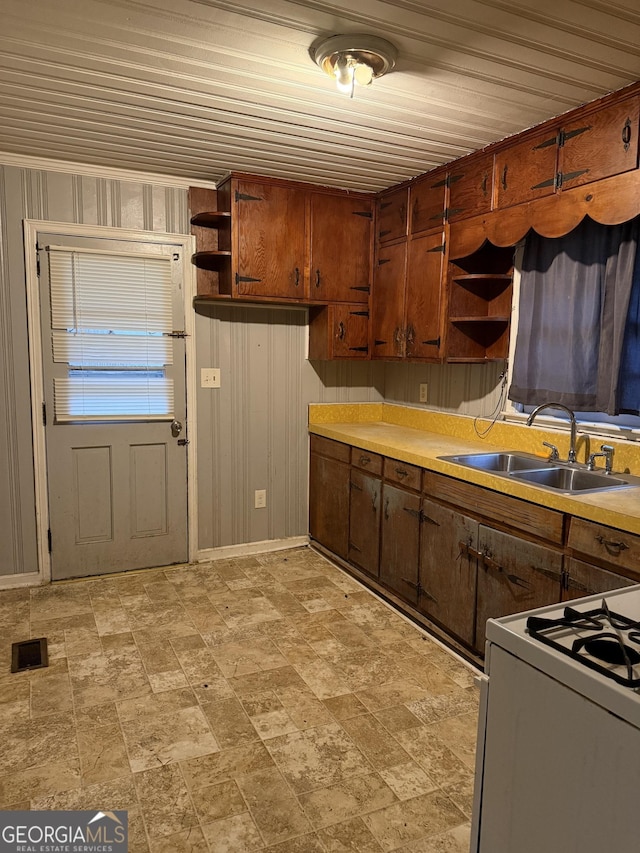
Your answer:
[47,247,175,421]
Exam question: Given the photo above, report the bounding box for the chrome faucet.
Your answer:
[587,444,615,474]
[526,403,578,464]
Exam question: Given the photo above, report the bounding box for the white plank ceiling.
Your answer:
[1,0,639,191]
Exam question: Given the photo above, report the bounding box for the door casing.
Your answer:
[23,220,198,586]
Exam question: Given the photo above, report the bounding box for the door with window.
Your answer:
[38,234,188,579]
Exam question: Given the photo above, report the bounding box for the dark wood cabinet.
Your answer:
[410,170,447,234]
[447,151,494,222]
[309,192,372,304]
[563,557,636,601]
[371,240,407,359]
[377,186,409,244]
[233,178,307,300]
[494,127,560,209]
[308,304,369,359]
[309,436,350,559]
[474,527,563,651]
[419,499,478,647]
[379,483,421,605]
[348,468,381,576]
[405,231,445,360]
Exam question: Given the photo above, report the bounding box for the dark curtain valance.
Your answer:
[509,216,640,415]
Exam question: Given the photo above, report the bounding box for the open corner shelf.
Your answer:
[191,250,232,272]
[190,211,232,228]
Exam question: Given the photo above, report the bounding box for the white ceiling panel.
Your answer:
[1,0,639,190]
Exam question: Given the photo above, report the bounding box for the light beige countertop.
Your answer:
[309,403,640,536]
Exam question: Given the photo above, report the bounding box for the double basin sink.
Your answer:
[439,451,636,495]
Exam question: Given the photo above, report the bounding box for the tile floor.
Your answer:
[0,546,479,852]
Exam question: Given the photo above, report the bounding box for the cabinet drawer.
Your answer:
[384,457,422,491]
[352,448,383,475]
[310,434,350,463]
[567,517,640,572]
[424,470,564,545]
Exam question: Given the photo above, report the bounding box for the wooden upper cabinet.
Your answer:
[234,179,306,299]
[309,193,372,304]
[494,127,560,209]
[559,96,640,191]
[308,303,369,360]
[371,241,406,359]
[410,170,447,234]
[448,152,494,222]
[377,186,409,243]
[405,231,444,359]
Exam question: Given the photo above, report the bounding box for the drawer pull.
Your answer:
[395,467,408,478]
[359,455,371,466]
[595,535,628,553]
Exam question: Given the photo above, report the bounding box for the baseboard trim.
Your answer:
[196,536,309,562]
[0,572,45,590]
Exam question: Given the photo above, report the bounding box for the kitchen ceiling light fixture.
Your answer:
[311,34,398,97]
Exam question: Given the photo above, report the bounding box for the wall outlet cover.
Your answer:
[201,368,221,388]
[254,489,267,508]
[419,383,428,403]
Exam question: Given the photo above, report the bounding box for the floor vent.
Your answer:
[11,638,48,673]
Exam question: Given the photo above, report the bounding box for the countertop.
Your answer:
[308,403,640,537]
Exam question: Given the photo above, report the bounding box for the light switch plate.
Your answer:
[201,368,221,388]
[254,489,267,508]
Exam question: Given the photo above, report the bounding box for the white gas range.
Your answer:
[470,585,640,853]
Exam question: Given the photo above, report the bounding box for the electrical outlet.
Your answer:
[254,489,267,508]
[419,383,428,403]
[201,368,221,388]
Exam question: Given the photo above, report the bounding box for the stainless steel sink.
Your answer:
[440,452,549,473]
[439,451,635,494]
[510,467,629,493]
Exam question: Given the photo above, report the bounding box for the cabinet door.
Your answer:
[378,187,408,243]
[418,499,478,648]
[475,527,563,652]
[379,484,421,605]
[309,451,350,559]
[309,193,372,304]
[448,152,494,222]
[410,172,447,234]
[562,557,636,602]
[371,241,406,359]
[494,128,559,209]
[559,97,640,191]
[348,469,381,577]
[235,180,306,299]
[308,304,369,359]
[405,231,444,360]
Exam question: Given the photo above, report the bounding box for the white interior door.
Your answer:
[38,233,189,579]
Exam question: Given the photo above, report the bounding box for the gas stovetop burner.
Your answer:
[526,601,640,688]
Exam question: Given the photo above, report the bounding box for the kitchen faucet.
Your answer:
[526,403,578,463]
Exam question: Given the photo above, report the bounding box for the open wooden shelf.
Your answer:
[450,316,510,324]
[190,211,232,228]
[191,250,232,272]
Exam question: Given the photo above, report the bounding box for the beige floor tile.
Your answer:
[31,774,138,811]
[406,688,479,725]
[0,712,79,775]
[237,766,312,845]
[339,714,412,769]
[201,697,259,748]
[374,704,424,733]
[77,721,130,785]
[228,665,306,697]
[201,812,264,852]
[134,763,199,840]
[378,761,438,801]
[190,778,247,823]
[0,759,81,807]
[210,637,288,678]
[362,791,467,852]
[428,711,478,770]
[30,669,74,718]
[398,823,471,852]
[355,680,430,713]
[148,669,189,692]
[293,658,352,699]
[263,833,325,853]
[394,728,473,789]
[265,722,371,795]
[180,741,275,790]
[323,693,369,720]
[148,825,208,853]
[250,708,298,740]
[440,775,475,819]
[277,685,335,730]
[317,816,385,852]
[116,686,198,721]
[122,705,219,772]
[298,771,397,828]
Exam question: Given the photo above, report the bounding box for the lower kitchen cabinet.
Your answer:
[348,468,381,576]
[563,557,636,601]
[379,483,421,605]
[419,499,478,648]
[474,527,563,651]
[309,436,350,559]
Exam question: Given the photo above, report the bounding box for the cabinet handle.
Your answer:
[315,269,321,288]
[481,173,488,197]
[395,467,408,479]
[359,455,371,466]
[337,321,346,340]
[294,267,300,287]
[372,490,378,511]
[384,497,389,521]
[501,164,508,191]
[622,117,632,151]
[400,202,407,224]
[595,534,629,553]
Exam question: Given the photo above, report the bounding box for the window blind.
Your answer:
[47,247,175,421]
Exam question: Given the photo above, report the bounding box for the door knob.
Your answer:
[171,419,183,437]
